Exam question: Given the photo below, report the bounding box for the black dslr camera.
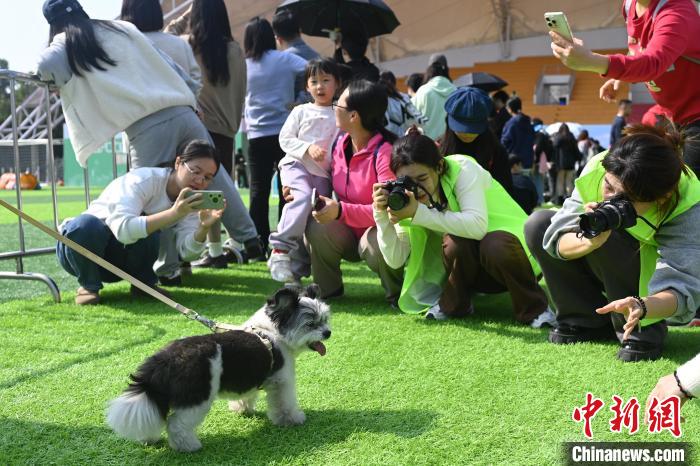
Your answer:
[578,194,637,238]
[383,176,420,211]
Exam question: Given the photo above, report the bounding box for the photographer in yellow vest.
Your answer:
[525,125,700,362]
[372,129,553,326]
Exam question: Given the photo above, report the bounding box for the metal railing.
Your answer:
[0,4,192,301]
[0,70,121,303]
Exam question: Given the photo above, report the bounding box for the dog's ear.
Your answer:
[303,283,321,299]
[266,287,299,327]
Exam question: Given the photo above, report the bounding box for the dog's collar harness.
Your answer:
[244,326,275,385]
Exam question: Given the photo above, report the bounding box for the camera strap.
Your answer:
[636,214,660,232]
[414,181,445,212]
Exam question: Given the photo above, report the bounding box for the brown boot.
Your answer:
[75,287,100,305]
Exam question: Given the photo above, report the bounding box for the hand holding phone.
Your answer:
[186,190,225,210]
[544,12,573,42]
[311,188,326,211]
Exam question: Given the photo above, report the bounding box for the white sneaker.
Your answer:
[530,307,557,328]
[268,251,295,283]
[425,304,449,321]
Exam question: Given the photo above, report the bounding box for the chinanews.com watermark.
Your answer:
[564,442,692,465]
[562,393,693,465]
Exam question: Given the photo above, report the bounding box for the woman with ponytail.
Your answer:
[372,128,553,326]
[164,0,250,268]
[305,80,403,301]
[525,125,700,362]
[411,60,456,141]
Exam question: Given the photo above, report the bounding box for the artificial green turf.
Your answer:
[0,188,698,465]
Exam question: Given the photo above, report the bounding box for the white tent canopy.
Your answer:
[168,0,626,64]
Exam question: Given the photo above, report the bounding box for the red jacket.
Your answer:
[332,132,395,238]
[605,0,700,125]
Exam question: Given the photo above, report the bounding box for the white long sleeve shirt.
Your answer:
[676,353,700,398]
[278,103,339,178]
[374,156,491,269]
[82,167,205,261]
[37,21,196,167]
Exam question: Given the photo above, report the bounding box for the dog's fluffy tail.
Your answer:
[106,388,165,443]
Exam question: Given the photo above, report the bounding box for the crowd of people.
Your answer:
[36,0,700,413]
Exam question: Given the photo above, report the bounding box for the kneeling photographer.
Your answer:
[57,140,226,305]
[525,126,700,361]
[373,129,552,326]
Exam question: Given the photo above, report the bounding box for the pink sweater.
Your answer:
[332,132,395,238]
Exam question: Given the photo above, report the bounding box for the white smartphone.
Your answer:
[544,11,574,42]
[186,190,224,210]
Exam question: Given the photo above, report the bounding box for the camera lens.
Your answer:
[578,197,637,238]
[388,190,408,211]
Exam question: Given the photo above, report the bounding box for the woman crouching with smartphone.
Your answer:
[57,140,225,305]
[372,129,553,326]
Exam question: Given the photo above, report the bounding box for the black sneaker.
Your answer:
[159,274,182,287]
[192,253,228,269]
[243,237,268,263]
[548,324,617,344]
[223,248,245,264]
[617,340,663,362]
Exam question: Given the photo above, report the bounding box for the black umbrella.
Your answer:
[454,72,508,92]
[276,0,400,38]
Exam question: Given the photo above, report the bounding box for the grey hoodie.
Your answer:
[543,184,700,324]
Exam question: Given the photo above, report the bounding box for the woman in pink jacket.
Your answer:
[305,80,403,302]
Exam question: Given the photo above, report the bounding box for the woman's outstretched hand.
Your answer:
[595,296,644,340]
[549,31,609,74]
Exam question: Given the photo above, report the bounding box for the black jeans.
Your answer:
[524,209,667,346]
[247,134,285,248]
[209,131,234,177]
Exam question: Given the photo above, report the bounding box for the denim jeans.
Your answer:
[523,168,544,205]
[56,214,160,292]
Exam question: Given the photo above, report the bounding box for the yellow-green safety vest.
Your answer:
[575,151,700,326]
[397,154,539,313]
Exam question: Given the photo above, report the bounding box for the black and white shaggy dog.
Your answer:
[106,285,330,452]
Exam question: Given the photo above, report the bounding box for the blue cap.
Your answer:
[444,87,494,135]
[43,0,86,25]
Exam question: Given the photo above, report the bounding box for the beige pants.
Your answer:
[305,220,403,302]
[555,169,576,201]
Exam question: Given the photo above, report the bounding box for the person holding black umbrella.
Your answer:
[333,26,380,83]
